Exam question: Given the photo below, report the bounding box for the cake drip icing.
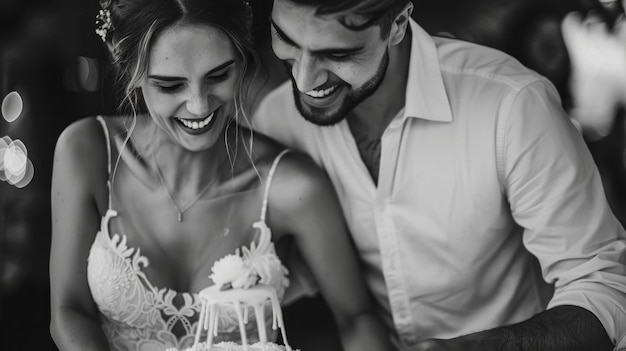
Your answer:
[165,219,296,351]
[190,284,293,351]
[190,219,293,351]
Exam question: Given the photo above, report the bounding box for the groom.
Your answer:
[253,0,626,350]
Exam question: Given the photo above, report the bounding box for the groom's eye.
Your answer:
[272,27,286,42]
[271,24,296,47]
[327,53,352,62]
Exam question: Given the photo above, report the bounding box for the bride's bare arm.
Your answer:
[50,117,110,351]
[269,153,392,351]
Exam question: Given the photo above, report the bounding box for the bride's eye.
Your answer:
[206,71,230,83]
[155,83,183,93]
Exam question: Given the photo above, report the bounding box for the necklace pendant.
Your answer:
[178,212,183,222]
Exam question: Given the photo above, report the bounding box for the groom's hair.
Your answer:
[282,0,410,39]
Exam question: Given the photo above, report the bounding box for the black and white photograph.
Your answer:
[1,0,625,350]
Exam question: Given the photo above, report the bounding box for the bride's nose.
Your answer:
[186,91,211,117]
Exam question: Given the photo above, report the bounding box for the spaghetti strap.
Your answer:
[96,116,113,209]
[259,149,290,223]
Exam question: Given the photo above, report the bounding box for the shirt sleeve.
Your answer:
[502,79,626,348]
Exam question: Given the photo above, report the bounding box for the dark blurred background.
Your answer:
[1,0,625,350]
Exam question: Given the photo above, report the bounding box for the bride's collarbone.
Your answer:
[108,204,260,254]
[122,156,264,199]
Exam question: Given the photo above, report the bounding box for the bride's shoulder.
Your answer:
[56,115,131,155]
[235,127,337,218]
[265,150,339,235]
[56,116,107,157]
[266,149,334,207]
[53,116,111,196]
[58,114,129,140]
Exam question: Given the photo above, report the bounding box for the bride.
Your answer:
[49,0,391,350]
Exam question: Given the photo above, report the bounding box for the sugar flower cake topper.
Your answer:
[209,222,288,291]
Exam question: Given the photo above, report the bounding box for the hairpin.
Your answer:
[95,8,112,42]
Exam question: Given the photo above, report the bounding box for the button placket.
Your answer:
[375,115,416,344]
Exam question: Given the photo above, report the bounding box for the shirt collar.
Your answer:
[403,19,453,123]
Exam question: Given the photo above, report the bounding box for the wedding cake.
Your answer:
[166,222,298,351]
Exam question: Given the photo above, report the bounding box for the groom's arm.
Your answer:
[409,305,613,351]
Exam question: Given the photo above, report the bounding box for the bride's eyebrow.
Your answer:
[148,60,236,81]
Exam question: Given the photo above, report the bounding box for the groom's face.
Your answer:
[270,0,391,126]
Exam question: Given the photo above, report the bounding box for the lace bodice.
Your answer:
[87,117,290,351]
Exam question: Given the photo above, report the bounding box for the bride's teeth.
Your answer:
[177,112,214,130]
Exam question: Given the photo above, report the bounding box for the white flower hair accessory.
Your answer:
[95,8,112,42]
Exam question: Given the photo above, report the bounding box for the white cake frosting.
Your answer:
[166,221,298,351]
[170,341,290,351]
[164,284,298,351]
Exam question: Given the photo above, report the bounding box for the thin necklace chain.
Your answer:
[152,155,217,222]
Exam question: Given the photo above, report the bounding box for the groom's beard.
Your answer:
[284,50,389,126]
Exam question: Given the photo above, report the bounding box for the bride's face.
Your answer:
[141,23,240,152]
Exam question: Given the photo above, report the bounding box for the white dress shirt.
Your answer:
[253,19,626,349]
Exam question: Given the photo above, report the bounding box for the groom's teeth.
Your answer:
[305,85,337,98]
[177,112,214,130]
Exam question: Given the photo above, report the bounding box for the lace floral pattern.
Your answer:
[87,209,289,351]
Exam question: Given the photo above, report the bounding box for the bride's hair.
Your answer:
[98,0,257,121]
[97,0,260,174]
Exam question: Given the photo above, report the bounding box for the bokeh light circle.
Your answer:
[2,91,23,123]
[77,56,91,87]
[10,158,34,188]
[4,140,28,176]
[0,137,8,160]
[0,136,11,176]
